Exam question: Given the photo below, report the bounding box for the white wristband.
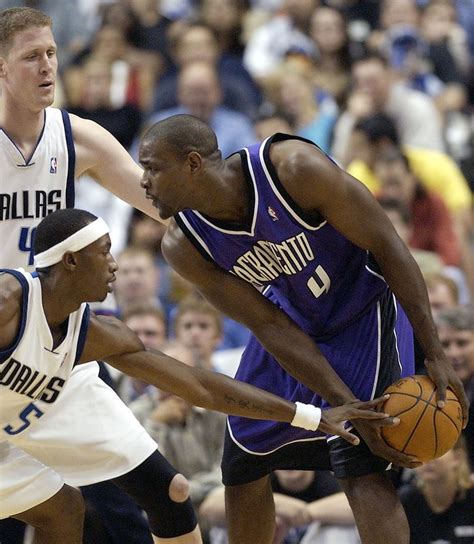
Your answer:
[291,402,322,431]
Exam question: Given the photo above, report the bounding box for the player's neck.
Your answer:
[198,154,249,223]
[39,275,81,330]
[0,101,46,156]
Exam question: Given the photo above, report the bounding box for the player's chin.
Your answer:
[155,204,173,220]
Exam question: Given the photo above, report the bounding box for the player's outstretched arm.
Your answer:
[161,221,359,409]
[70,115,169,225]
[78,313,388,442]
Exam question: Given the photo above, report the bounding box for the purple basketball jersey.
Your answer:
[176,134,414,453]
[176,133,387,338]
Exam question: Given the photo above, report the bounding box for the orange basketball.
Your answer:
[381,375,462,462]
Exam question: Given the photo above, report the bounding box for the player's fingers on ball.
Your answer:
[364,394,390,408]
[435,386,447,408]
[342,431,360,446]
[351,409,388,419]
[378,416,400,427]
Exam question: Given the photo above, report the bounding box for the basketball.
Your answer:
[381,375,462,462]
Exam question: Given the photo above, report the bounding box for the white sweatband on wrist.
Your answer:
[291,402,322,431]
[34,217,110,268]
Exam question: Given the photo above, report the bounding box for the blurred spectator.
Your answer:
[113,246,161,314]
[117,303,168,403]
[127,208,168,256]
[435,306,474,465]
[309,6,354,105]
[455,0,474,57]
[332,53,445,165]
[173,295,224,371]
[64,24,159,111]
[368,0,421,52]
[127,0,172,59]
[199,0,250,57]
[374,148,461,267]
[399,436,474,544]
[378,197,444,277]
[367,0,468,115]
[148,60,257,157]
[153,22,261,119]
[99,2,136,37]
[170,291,249,365]
[323,0,381,36]
[346,113,472,220]
[243,0,318,80]
[421,0,471,77]
[200,470,359,543]
[68,58,142,150]
[425,272,460,317]
[270,59,337,152]
[254,112,293,140]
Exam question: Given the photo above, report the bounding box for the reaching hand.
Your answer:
[319,395,394,444]
[425,354,470,429]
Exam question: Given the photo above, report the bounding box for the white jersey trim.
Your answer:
[189,149,260,237]
[177,213,215,259]
[226,418,326,457]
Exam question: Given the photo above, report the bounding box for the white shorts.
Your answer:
[0,362,157,518]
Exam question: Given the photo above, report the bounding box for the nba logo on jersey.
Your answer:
[49,157,57,173]
[267,206,278,221]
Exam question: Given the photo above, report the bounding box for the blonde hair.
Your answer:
[174,294,223,336]
[0,7,51,55]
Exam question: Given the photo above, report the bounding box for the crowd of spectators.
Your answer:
[1,0,473,542]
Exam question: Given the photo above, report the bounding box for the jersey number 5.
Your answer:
[4,402,44,435]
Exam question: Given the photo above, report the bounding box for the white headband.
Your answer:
[34,217,110,268]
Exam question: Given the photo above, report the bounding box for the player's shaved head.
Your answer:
[142,114,218,159]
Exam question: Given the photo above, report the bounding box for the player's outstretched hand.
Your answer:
[318,395,393,445]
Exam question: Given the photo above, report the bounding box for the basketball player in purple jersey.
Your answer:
[139,114,469,544]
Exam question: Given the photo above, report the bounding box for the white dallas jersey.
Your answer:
[0,269,89,438]
[0,108,75,270]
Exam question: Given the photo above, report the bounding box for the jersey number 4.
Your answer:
[307,265,331,298]
[19,227,37,267]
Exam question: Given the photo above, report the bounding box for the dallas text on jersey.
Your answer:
[0,190,62,221]
[0,357,65,404]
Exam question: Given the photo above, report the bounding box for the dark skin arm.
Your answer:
[274,140,467,421]
[79,313,390,443]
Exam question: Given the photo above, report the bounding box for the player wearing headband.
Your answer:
[0,7,171,541]
[0,208,391,543]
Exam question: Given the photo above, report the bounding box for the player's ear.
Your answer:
[62,251,77,271]
[187,151,202,174]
